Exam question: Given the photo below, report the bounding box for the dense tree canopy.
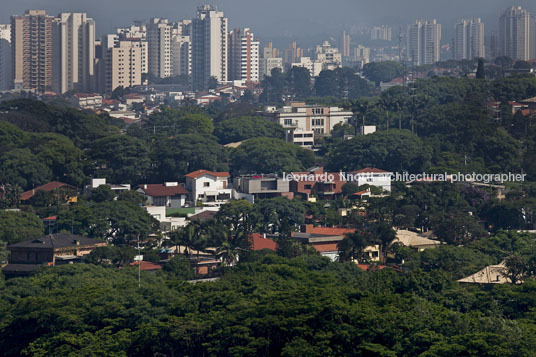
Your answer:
[90,135,151,185]
[327,129,431,173]
[230,137,316,175]
[362,61,403,85]
[144,107,214,136]
[214,116,285,144]
[0,210,44,244]
[151,134,229,182]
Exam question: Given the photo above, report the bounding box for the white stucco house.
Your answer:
[349,168,393,192]
[184,170,232,205]
[144,206,187,233]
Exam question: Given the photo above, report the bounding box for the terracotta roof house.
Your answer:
[130,261,163,271]
[289,167,347,200]
[20,181,78,202]
[292,225,380,262]
[3,234,106,277]
[189,210,218,222]
[137,182,189,208]
[250,233,277,251]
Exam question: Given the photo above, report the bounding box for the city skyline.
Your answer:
[0,0,535,41]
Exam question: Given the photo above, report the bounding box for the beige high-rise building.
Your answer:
[0,25,11,90]
[455,18,485,60]
[228,28,259,83]
[283,41,302,70]
[499,6,531,61]
[53,13,95,94]
[530,16,536,59]
[192,5,228,90]
[315,41,342,70]
[98,37,142,93]
[147,18,173,78]
[407,19,441,65]
[371,26,392,41]
[340,31,351,57]
[11,10,55,92]
[353,45,370,64]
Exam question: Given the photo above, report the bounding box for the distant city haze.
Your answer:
[1,0,534,42]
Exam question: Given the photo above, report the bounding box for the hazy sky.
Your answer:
[1,0,534,43]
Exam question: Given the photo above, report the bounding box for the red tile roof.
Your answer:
[130,261,163,271]
[312,243,339,252]
[355,264,388,271]
[185,170,230,179]
[251,233,277,251]
[352,190,370,196]
[20,181,77,201]
[189,210,217,222]
[138,183,188,196]
[353,167,391,174]
[308,227,355,236]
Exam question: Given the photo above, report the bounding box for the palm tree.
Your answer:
[338,231,370,262]
[369,222,396,263]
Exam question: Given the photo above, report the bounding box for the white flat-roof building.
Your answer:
[264,102,353,148]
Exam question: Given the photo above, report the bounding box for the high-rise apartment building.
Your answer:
[371,25,392,41]
[147,18,172,78]
[11,10,55,92]
[283,42,303,71]
[170,20,192,76]
[98,36,142,93]
[191,5,228,91]
[228,28,259,83]
[340,31,351,57]
[171,35,191,77]
[0,25,11,90]
[407,19,441,65]
[263,42,279,58]
[531,16,536,59]
[454,18,485,60]
[52,13,95,94]
[116,24,146,40]
[315,41,342,70]
[260,42,282,78]
[499,6,531,61]
[353,45,370,64]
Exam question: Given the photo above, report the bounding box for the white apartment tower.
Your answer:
[315,41,342,70]
[98,36,142,93]
[353,45,370,64]
[228,28,259,83]
[532,16,536,59]
[0,25,11,90]
[407,19,441,65]
[192,5,228,91]
[371,26,392,41]
[499,6,531,61]
[147,18,172,78]
[454,18,485,60]
[53,13,95,94]
[171,20,192,76]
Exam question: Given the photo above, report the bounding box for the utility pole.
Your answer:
[137,234,141,288]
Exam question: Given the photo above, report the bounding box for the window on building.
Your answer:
[204,182,210,187]
[284,119,292,126]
